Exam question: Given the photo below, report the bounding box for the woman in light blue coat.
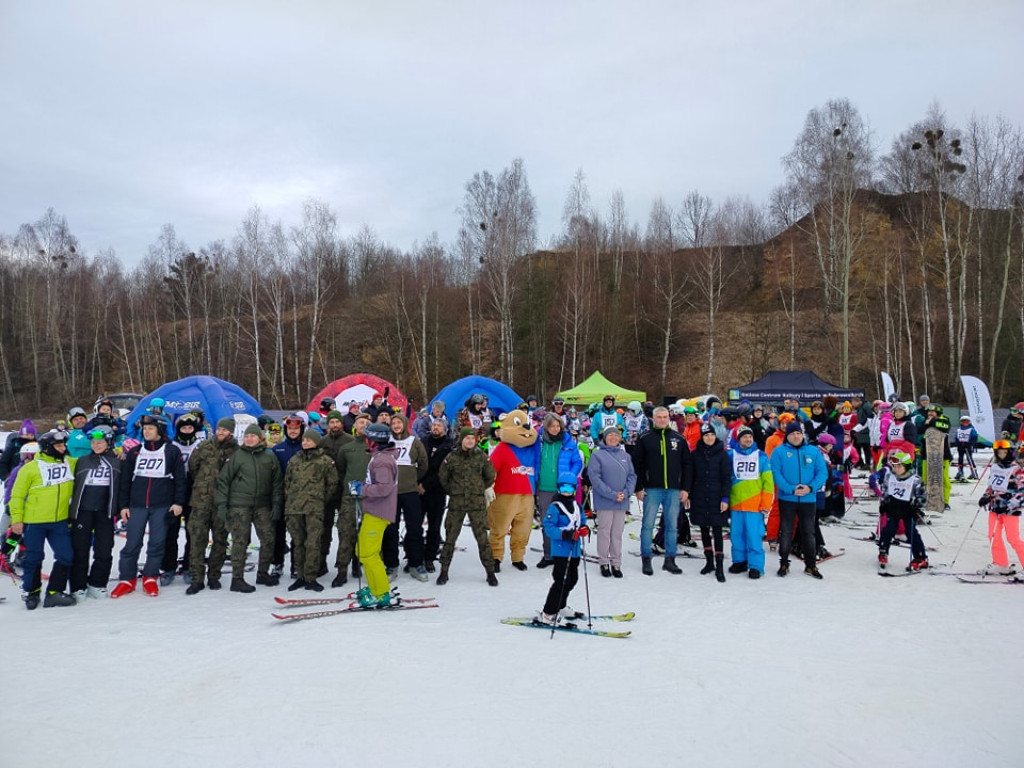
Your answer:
[587,426,636,577]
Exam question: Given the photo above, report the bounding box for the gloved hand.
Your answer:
[561,528,575,541]
[272,506,283,522]
[574,525,590,541]
[216,506,228,522]
[349,481,363,497]
[484,486,496,506]
[978,494,991,508]
[383,386,390,398]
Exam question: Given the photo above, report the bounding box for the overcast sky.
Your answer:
[2,1,1021,263]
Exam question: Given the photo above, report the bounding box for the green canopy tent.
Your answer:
[554,371,646,406]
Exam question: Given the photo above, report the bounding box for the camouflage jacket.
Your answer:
[188,436,238,510]
[284,447,339,515]
[439,446,496,500]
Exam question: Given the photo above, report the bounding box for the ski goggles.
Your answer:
[88,429,113,440]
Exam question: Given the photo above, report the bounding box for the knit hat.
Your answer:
[217,417,236,432]
[244,423,263,438]
[19,419,36,438]
[699,423,714,435]
[459,426,476,441]
[785,422,804,436]
[601,425,622,440]
[302,428,322,446]
[736,426,754,439]
[327,410,344,423]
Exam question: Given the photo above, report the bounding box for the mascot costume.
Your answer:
[488,410,541,570]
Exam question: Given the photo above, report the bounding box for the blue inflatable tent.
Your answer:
[125,375,263,437]
[429,375,523,421]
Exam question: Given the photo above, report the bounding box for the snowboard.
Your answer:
[924,427,944,513]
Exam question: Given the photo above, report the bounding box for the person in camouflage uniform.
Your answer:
[319,409,353,573]
[438,427,498,586]
[185,417,238,594]
[284,429,339,592]
[331,413,372,588]
[215,423,283,593]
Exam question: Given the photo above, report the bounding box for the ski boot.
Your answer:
[909,557,929,571]
[878,550,889,570]
[980,563,1014,576]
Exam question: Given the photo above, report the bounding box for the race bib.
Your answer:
[956,429,972,444]
[468,413,482,429]
[176,440,198,467]
[888,475,915,501]
[36,459,72,487]
[989,465,1013,492]
[732,452,760,481]
[602,413,617,429]
[886,422,905,442]
[393,436,414,467]
[85,462,112,487]
[134,446,169,479]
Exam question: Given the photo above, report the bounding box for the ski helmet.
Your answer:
[176,412,201,430]
[1012,402,1024,414]
[138,414,167,436]
[627,401,642,414]
[888,450,914,467]
[993,439,1012,453]
[19,441,39,458]
[37,429,68,452]
[320,397,336,411]
[364,422,392,447]
[87,425,115,444]
[817,433,836,447]
[557,471,578,495]
[959,415,971,422]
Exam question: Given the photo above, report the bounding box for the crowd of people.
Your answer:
[2,390,1024,618]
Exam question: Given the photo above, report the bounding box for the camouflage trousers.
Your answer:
[441,500,493,574]
[334,495,359,571]
[286,512,324,583]
[227,506,275,578]
[187,505,229,583]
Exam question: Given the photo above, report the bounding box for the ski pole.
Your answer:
[949,503,985,570]
[580,535,593,631]
[550,553,573,640]
[355,496,363,593]
[970,457,992,494]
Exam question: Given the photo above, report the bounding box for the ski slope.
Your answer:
[4,457,1021,768]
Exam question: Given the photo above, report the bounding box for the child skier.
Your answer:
[535,471,590,625]
[877,450,929,572]
[976,440,1024,578]
[953,415,979,482]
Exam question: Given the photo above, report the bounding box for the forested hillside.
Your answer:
[1,99,1021,414]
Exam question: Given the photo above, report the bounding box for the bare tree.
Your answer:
[783,98,874,385]
[459,158,537,386]
[645,198,688,395]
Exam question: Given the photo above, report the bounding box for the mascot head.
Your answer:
[498,409,538,448]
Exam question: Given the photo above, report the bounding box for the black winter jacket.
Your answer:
[687,439,733,527]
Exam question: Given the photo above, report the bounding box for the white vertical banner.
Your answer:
[961,375,995,445]
[880,371,896,402]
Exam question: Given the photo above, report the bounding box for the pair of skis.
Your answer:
[271,590,438,622]
[500,611,635,639]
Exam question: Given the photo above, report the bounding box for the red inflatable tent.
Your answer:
[306,373,413,422]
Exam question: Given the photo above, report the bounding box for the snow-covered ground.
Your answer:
[5,455,1023,768]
